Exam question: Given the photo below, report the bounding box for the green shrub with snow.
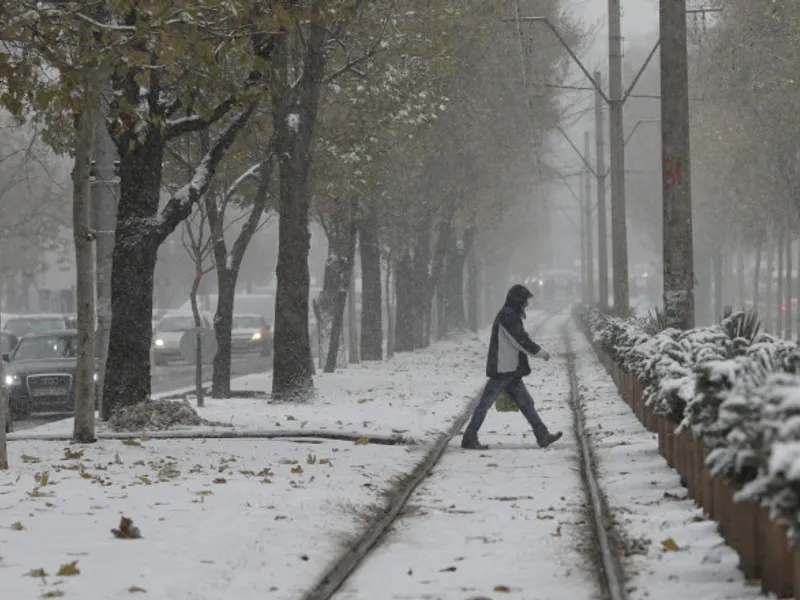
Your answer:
[576,304,800,537]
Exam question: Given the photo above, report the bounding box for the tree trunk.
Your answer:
[465,228,479,333]
[394,252,415,352]
[269,20,327,402]
[347,272,359,364]
[324,201,358,374]
[315,216,352,371]
[712,250,723,320]
[209,151,275,398]
[736,244,746,309]
[435,287,445,340]
[765,227,775,333]
[777,228,785,337]
[786,235,793,339]
[211,267,235,397]
[103,136,164,416]
[73,107,97,443]
[358,204,382,360]
[412,249,430,348]
[723,246,734,307]
[442,236,467,335]
[0,316,8,467]
[385,256,394,359]
[753,236,762,314]
[189,274,205,407]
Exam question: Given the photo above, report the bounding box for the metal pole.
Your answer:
[609,0,629,315]
[584,131,595,305]
[660,0,694,329]
[594,71,609,311]
[92,111,119,421]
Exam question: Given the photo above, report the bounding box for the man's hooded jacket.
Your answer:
[486,284,545,379]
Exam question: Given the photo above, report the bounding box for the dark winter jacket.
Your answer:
[486,284,545,379]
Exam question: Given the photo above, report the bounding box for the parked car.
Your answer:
[152,312,213,366]
[230,314,272,357]
[3,313,68,336]
[2,330,96,419]
[1,331,19,355]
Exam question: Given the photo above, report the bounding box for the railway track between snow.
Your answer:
[297,311,557,600]
[562,324,628,600]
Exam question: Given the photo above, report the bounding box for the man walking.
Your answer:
[461,284,563,450]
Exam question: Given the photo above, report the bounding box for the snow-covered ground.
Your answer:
[568,320,765,600]
[333,315,599,600]
[0,325,508,600]
[3,310,760,600]
[0,438,420,599]
[15,330,494,444]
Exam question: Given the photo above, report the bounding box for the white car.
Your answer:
[152,312,212,366]
[230,314,272,357]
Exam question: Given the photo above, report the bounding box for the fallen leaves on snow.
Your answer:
[56,560,80,576]
[660,537,681,552]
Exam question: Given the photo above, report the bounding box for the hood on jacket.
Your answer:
[505,284,534,314]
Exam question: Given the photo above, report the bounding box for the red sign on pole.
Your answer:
[663,157,683,189]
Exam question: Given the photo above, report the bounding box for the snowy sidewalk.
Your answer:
[0,326,502,600]
[567,320,765,600]
[332,314,599,600]
[17,326,498,444]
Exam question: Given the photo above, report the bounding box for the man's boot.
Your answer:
[539,431,563,449]
[461,437,488,450]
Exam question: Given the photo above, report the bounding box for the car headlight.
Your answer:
[4,373,19,386]
[252,332,262,341]
[154,339,164,347]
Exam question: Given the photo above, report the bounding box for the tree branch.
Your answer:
[153,101,258,244]
[164,97,237,140]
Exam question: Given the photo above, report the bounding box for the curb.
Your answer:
[7,428,419,445]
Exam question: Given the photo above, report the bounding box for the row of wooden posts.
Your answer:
[591,341,800,598]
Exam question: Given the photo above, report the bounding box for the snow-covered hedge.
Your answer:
[576,305,800,539]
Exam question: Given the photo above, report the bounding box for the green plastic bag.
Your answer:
[495,390,519,412]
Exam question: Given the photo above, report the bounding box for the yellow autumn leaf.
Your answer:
[354,437,370,445]
[57,560,80,576]
[661,538,680,552]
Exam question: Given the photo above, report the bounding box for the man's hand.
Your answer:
[542,350,551,362]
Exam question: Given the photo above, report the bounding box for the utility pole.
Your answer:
[92,111,119,421]
[579,179,587,301]
[584,131,595,305]
[594,71,609,311]
[608,0,629,316]
[660,0,694,329]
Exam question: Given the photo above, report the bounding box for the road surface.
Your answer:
[14,353,270,431]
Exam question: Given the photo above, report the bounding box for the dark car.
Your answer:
[3,313,69,336]
[1,331,18,355]
[2,330,96,419]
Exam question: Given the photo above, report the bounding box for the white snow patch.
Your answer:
[287,113,300,133]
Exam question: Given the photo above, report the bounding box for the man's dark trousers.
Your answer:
[462,377,550,445]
